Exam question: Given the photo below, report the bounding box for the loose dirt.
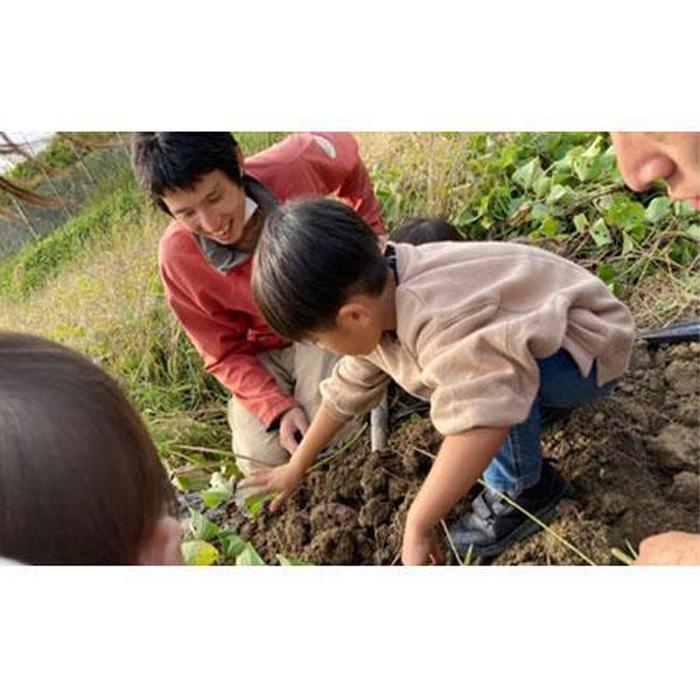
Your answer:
[223,338,699,565]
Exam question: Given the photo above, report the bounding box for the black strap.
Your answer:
[384,244,399,285]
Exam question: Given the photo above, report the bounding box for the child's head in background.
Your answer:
[0,332,182,565]
[389,217,462,245]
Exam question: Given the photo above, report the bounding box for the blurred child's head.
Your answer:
[389,217,462,245]
[0,332,182,565]
[253,198,391,356]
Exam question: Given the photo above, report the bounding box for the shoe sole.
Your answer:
[468,482,575,559]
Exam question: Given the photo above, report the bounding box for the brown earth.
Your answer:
[222,338,699,566]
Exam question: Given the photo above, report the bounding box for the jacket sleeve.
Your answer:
[160,264,297,428]
[319,355,392,422]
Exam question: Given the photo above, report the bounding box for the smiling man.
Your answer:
[131,132,384,474]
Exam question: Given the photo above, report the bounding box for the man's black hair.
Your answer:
[131,132,242,215]
[253,197,388,342]
[389,217,462,245]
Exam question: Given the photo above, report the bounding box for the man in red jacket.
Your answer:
[131,132,385,473]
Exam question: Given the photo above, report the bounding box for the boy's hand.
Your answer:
[238,461,306,512]
[401,522,444,566]
[279,407,309,454]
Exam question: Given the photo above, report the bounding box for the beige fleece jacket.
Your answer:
[320,241,635,435]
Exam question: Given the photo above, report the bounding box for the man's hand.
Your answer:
[634,531,700,565]
[238,461,306,512]
[401,521,445,566]
[279,407,309,454]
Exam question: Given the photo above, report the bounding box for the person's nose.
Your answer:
[628,154,676,192]
[198,207,221,234]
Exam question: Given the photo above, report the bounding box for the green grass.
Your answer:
[0,184,144,298]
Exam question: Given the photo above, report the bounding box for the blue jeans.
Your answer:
[482,348,616,496]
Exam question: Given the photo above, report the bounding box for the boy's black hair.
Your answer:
[253,197,388,342]
[389,217,462,245]
[131,132,242,215]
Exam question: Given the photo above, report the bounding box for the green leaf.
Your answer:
[181,540,220,566]
[686,224,700,241]
[670,239,696,266]
[645,196,672,224]
[479,216,494,231]
[219,531,247,560]
[201,473,234,509]
[597,263,616,284]
[590,218,612,247]
[533,175,551,199]
[621,231,635,256]
[604,196,646,233]
[573,213,588,233]
[236,544,266,566]
[674,200,697,218]
[530,203,551,221]
[513,157,543,191]
[276,554,311,566]
[596,194,615,212]
[538,216,561,239]
[201,490,226,510]
[597,263,620,296]
[546,184,575,206]
[188,508,221,541]
[234,486,273,519]
[171,466,212,493]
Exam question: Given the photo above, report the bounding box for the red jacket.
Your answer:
[159,132,385,427]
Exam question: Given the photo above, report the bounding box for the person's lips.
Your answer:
[213,222,233,242]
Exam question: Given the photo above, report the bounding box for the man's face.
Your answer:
[611,132,700,211]
[161,170,247,245]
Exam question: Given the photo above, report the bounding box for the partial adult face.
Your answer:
[161,170,248,245]
[611,132,700,211]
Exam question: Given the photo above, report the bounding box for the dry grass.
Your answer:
[0,201,169,360]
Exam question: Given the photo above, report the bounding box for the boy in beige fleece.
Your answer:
[241,198,636,565]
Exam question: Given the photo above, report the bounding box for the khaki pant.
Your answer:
[227,344,361,475]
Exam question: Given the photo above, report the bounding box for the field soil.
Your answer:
[223,336,699,565]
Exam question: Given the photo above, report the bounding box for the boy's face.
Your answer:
[611,132,700,211]
[309,299,386,356]
[161,170,249,245]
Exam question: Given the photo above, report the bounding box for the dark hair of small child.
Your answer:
[131,132,242,216]
[0,332,179,565]
[253,197,388,343]
[389,217,462,245]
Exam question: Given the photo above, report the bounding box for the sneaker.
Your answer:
[448,460,574,559]
[540,406,574,430]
